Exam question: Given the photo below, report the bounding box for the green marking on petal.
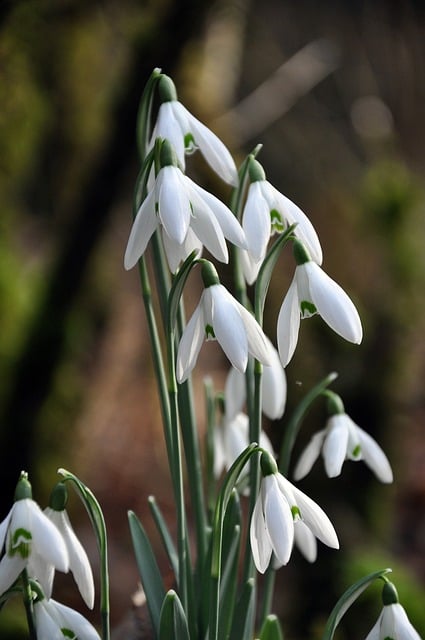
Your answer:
[61,628,77,639]
[270,209,285,234]
[352,444,361,458]
[184,132,197,154]
[10,528,32,558]
[205,324,215,340]
[300,300,317,317]
[291,505,301,520]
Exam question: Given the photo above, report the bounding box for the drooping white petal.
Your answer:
[49,599,101,639]
[293,431,326,481]
[263,475,294,566]
[210,286,249,372]
[277,277,301,367]
[224,367,246,421]
[124,189,158,270]
[240,249,262,285]
[152,102,186,169]
[34,601,64,640]
[250,489,273,574]
[364,612,382,640]
[356,427,393,484]
[294,520,317,562]
[242,182,271,261]
[290,484,339,550]
[191,182,246,249]
[234,301,272,366]
[0,510,12,552]
[46,508,95,609]
[176,300,205,383]
[176,102,238,186]
[186,188,229,263]
[27,548,55,597]
[162,226,203,274]
[304,262,363,344]
[381,603,422,640]
[274,190,323,265]
[0,552,26,595]
[156,167,191,245]
[261,338,287,420]
[26,501,69,573]
[322,415,350,478]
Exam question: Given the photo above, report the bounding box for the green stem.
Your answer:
[259,566,276,625]
[22,570,37,640]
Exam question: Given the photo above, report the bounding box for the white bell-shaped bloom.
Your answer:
[124,148,246,272]
[250,455,339,574]
[224,337,287,421]
[34,598,100,640]
[366,582,421,640]
[42,507,95,609]
[294,411,393,484]
[213,412,274,481]
[277,241,362,367]
[242,159,322,265]
[177,264,272,383]
[151,75,238,186]
[0,493,69,596]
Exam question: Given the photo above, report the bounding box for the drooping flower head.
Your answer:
[176,261,272,383]
[124,140,246,273]
[277,239,363,366]
[34,596,101,640]
[365,580,421,640]
[294,392,393,483]
[0,472,69,597]
[242,157,322,268]
[250,451,339,574]
[150,74,238,186]
[42,482,95,609]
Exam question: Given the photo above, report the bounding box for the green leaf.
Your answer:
[255,224,297,322]
[159,590,190,640]
[128,510,166,636]
[148,496,179,580]
[136,67,162,162]
[166,251,200,335]
[229,578,256,640]
[322,567,392,639]
[259,614,284,640]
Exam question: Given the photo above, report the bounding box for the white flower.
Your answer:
[277,241,363,367]
[151,77,238,185]
[124,157,246,273]
[242,162,322,265]
[294,412,393,484]
[0,496,69,596]
[176,266,272,382]
[224,337,287,421]
[34,598,100,640]
[366,594,421,640]
[213,412,274,481]
[42,507,95,609]
[250,459,339,574]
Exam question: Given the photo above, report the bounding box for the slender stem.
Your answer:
[22,570,37,640]
[259,565,276,624]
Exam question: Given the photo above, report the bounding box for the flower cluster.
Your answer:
[0,473,99,639]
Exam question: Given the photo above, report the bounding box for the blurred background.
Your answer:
[0,0,424,637]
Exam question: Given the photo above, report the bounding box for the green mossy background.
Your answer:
[0,0,424,638]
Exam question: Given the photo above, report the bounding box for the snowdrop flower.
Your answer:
[250,452,339,573]
[294,392,393,483]
[224,337,287,421]
[0,473,69,596]
[124,140,246,272]
[214,411,274,481]
[34,597,100,640]
[277,239,363,367]
[150,73,238,186]
[242,157,322,266]
[177,261,272,383]
[365,581,421,640]
[40,482,95,608]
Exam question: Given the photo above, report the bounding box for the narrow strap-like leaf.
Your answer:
[148,496,179,580]
[136,67,162,162]
[229,578,256,640]
[128,510,166,636]
[166,251,200,335]
[159,590,190,640]
[322,567,392,639]
[259,614,284,640]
